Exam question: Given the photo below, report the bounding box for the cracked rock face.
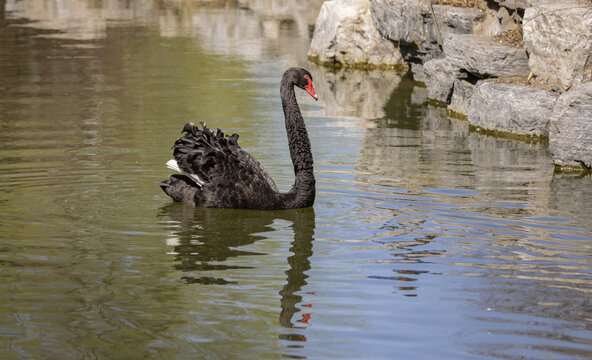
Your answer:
[370,0,483,79]
[523,2,592,92]
[370,0,483,51]
[443,33,530,78]
[468,80,559,137]
[423,58,462,103]
[448,79,475,116]
[549,82,592,169]
[308,0,403,68]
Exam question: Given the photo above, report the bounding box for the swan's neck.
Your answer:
[280,78,315,207]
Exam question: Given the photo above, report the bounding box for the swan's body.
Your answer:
[159,67,318,210]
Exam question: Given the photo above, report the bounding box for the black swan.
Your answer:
[159,67,318,210]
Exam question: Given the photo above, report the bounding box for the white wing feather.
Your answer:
[166,159,204,186]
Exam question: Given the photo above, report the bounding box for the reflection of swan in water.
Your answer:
[158,204,315,328]
[278,207,315,329]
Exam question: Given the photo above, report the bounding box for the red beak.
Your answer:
[305,77,318,101]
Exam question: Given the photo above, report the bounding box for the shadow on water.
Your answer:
[157,204,315,330]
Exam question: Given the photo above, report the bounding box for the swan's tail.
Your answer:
[165,159,204,186]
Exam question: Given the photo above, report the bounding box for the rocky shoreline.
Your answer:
[308,0,592,172]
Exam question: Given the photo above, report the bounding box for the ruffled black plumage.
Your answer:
[161,121,282,209]
[160,67,318,210]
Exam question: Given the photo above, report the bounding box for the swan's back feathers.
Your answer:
[173,123,232,184]
[165,122,281,208]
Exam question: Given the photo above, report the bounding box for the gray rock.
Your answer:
[371,0,484,78]
[492,0,528,9]
[410,62,426,83]
[522,2,592,92]
[549,82,592,170]
[448,79,475,117]
[492,0,558,10]
[423,58,461,103]
[468,80,559,137]
[473,8,502,37]
[443,33,530,78]
[371,0,483,47]
[497,7,521,33]
[308,0,404,68]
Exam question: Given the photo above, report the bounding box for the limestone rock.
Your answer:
[468,80,559,137]
[492,0,527,9]
[410,62,427,83]
[473,7,502,37]
[549,82,592,170]
[423,58,461,103]
[443,33,530,78]
[371,0,483,48]
[448,79,475,117]
[371,0,483,78]
[308,0,403,68]
[497,7,521,33]
[522,2,592,92]
[493,0,566,10]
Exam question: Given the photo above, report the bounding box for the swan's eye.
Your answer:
[304,75,313,87]
[303,74,318,100]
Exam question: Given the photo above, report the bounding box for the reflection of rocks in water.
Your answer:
[158,204,316,329]
[5,0,322,59]
[467,131,553,213]
[5,0,158,40]
[549,173,592,228]
[357,99,469,190]
[357,79,553,198]
[172,0,323,60]
[237,0,323,34]
[309,65,404,121]
[378,75,428,130]
[467,132,552,178]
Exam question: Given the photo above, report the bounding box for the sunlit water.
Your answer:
[1,1,591,359]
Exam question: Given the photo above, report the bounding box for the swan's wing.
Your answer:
[172,122,279,194]
[235,148,280,193]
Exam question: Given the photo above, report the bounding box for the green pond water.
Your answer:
[1,1,591,359]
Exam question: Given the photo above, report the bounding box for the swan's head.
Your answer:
[285,67,318,101]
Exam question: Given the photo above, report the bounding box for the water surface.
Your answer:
[1,1,591,359]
